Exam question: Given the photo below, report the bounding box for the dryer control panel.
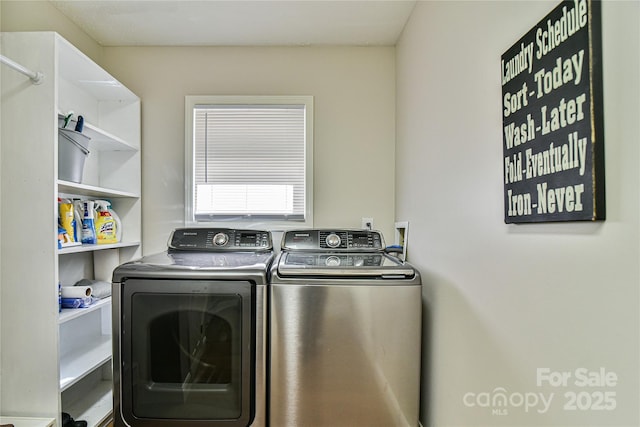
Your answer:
[169,228,272,251]
[281,229,384,251]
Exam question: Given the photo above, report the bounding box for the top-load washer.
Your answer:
[269,229,422,427]
[112,228,274,427]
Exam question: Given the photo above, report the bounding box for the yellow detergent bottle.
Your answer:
[94,200,118,244]
[58,198,76,242]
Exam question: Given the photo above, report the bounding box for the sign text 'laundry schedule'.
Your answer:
[501,0,605,223]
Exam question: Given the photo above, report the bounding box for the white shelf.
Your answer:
[59,297,111,324]
[63,380,113,427]
[85,121,136,151]
[58,114,137,152]
[59,241,140,255]
[60,335,112,391]
[0,417,55,427]
[58,180,140,198]
[58,34,138,102]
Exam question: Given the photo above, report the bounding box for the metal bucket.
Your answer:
[58,128,90,183]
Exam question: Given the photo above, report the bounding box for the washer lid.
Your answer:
[276,252,415,278]
[112,250,275,281]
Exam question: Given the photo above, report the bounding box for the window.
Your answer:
[185,96,313,228]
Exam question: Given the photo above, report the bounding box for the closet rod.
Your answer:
[0,54,44,84]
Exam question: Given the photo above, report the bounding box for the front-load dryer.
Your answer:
[112,228,273,427]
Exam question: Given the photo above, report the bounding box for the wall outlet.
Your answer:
[362,217,374,230]
[394,221,409,261]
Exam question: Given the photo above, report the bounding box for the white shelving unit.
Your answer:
[1,32,141,426]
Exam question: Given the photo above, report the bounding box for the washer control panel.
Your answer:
[169,228,272,251]
[282,229,384,251]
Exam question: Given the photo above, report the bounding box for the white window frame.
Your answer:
[185,95,314,230]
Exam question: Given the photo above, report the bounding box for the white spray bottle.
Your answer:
[80,200,97,244]
[73,200,84,242]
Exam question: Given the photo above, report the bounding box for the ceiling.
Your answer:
[49,0,417,47]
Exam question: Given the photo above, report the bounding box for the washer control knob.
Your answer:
[325,233,341,248]
[325,256,341,267]
[213,232,229,246]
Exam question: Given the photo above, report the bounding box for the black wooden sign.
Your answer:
[502,0,604,223]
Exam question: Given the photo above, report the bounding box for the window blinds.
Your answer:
[193,104,306,221]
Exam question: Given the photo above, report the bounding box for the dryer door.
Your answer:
[119,278,254,426]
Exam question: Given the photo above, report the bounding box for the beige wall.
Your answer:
[396,1,639,425]
[102,46,397,253]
